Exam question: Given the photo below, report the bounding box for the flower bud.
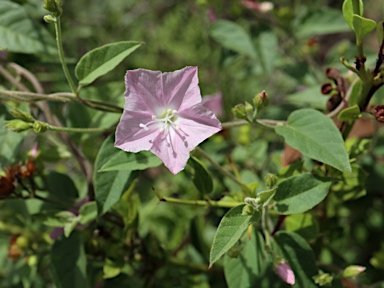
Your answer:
[275,260,295,285]
[342,265,366,278]
[232,104,248,120]
[242,202,255,215]
[313,271,333,286]
[5,120,32,132]
[33,121,48,133]
[9,108,35,123]
[43,15,57,23]
[43,0,62,17]
[253,90,269,110]
[264,173,278,188]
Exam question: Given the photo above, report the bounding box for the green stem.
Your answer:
[156,194,242,209]
[48,124,112,133]
[54,17,77,95]
[221,119,286,129]
[195,146,245,188]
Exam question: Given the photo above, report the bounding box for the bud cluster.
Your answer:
[232,90,269,122]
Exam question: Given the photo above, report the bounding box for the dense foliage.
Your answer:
[1,0,384,287]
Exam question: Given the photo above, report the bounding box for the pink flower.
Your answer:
[275,260,295,285]
[115,66,222,174]
[202,93,223,118]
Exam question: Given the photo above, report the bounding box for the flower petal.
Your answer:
[176,104,222,148]
[150,129,191,175]
[115,110,159,152]
[124,69,163,114]
[162,66,202,111]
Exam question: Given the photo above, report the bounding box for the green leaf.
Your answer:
[377,21,384,47]
[255,31,278,74]
[286,86,327,110]
[189,156,213,195]
[274,173,331,215]
[275,108,352,173]
[210,20,256,58]
[342,0,364,29]
[0,116,25,170]
[0,1,55,54]
[99,150,162,172]
[50,231,87,288]
[332,164,367,201]
[41,211,77,227]
[274,232,318,288]
[209,205,260,267]
[285,213,319,240]
[94,135,138,215]
[337,104,361,122]
[46,171,79,200]
[79,201,98,225]
[75,41,142,86]
[224,230,266,288]
[64,217,80,238]
[296,8,350,38]
[352,15,377,43]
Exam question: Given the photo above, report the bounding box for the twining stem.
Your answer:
[153,188,242,208]
[54,17,77,95]
[195,146,245,187]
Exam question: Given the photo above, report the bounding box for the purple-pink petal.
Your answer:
[202,93,223,118]
[115,110,158,152]
[115,66,222,174]
[275,261,295,285]
[162,66,202,111]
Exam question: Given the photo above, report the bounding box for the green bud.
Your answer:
[312,271,333,286]
[16,236,29,249]
[43,15,57,23]
[265,173,278,188]
[5,120,32,132]
[242,203,255,215]
[43,0,62,17]
[253,90,269,110]
[342,265,366,278]
[28,255,38,267]
[33,121,49,133]
[9,108,35,123]
[232,103,248,120]
[245,101,253,113]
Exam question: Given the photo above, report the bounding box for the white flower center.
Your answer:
[139,108,179,132]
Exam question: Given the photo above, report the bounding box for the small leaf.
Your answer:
[99,150,162,172]
[94,135,138,215]
[275,108,352,173]
[50,231,87,288]
[274,232,318,288]
[79,201,98,225]
[255,30,278,74]
[209,204,260,267]
[352,15,377,43]
[0,1,55,54]
[63,217,80,238]
[210,20,256,58]
[337,104,361,122]
[189,156,213,195]
[42,211,77,227]
[342,0,364,29]
[75,41,142,86]
[274,173,332,215]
